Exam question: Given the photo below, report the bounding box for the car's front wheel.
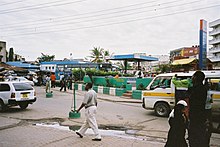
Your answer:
[19,103,28,110]
[0,100,6,112]
[154,102,170,117]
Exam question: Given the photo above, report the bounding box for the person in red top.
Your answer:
[50,72,56,88]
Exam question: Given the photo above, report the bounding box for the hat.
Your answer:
[177,100,187,107]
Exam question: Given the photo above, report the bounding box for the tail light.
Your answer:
[11,93,15,98]
[34,91,36,96]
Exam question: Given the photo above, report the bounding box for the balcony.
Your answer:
[209,56,220,62]
[209,19,220,28]
[209,37,220,45]
[209,28,220,36]
[209,47,220,53]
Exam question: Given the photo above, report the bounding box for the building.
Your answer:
[0,41,6,62]
[209,18,220,69]
[169,46,200,72]
[170,46,199,62]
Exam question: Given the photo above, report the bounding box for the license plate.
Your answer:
[22,94,28,98]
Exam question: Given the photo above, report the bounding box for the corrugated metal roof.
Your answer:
[40,60,87,65]
[6,61,39,69]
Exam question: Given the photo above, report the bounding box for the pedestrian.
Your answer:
[165,100,188,147]
[60,77,66,92]
[75,83,102,141]
[45,75,51,93]
[50,72,56,88]
[188,70,207,147]
[67,75,72,90]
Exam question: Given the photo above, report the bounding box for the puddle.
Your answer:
[34,122,143,140]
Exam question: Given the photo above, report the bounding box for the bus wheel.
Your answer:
[154,102,170,117]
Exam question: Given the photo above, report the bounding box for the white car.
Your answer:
[6,77,34,86]
[0,81,37,111]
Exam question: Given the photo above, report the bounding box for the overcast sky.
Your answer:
[0,0,220,61]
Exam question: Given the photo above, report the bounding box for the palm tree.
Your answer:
[102,50,109,63]
[37,53,55,63]
[90,47,104,63]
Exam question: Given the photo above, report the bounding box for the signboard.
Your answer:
[199,19,207,70]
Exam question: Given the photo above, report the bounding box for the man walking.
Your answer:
[75,83,102,141]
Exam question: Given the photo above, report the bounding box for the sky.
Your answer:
[0,0,220,61]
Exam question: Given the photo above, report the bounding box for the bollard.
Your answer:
[69,88,80,118]
[46,92,53,98]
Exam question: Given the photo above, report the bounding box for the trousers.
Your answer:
[78,106,101,139]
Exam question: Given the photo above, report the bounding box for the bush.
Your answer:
[72,69,85,82]
[72,68,133,82]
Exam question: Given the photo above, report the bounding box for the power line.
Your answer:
[2,3,220,37]
[0,0,202,31]
[0,0,190,27]
[0,0,88,14]
[2,0,203,33]
[0,0,26,6]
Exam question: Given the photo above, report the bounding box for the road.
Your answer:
[0,86,219,147]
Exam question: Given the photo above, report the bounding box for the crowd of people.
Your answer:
[43,72,74,93]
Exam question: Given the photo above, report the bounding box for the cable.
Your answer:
[2,3,220,37]
[0,0,88,14]
[0,0,171,27]
[0,0,26,6]
[0,0,202,31]
[2,0,203,33]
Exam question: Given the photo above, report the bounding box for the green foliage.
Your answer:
[89,47,104,63]
[72,68,133,82]
[154,64,171,73]
[37,53,55,63]
[85,69,120,77]
[9,48,14,61]
[72,69,85,81]
[88,47,114,63]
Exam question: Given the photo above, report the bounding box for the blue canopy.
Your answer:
[109,54,158,61]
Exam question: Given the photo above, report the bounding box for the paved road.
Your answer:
[0,86,219,147]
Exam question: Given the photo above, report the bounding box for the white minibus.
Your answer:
[142,71,220,117]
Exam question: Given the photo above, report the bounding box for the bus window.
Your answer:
[150,76,172,89]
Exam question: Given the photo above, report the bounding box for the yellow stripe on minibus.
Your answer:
[143,92,174,97]
[212,94,220,99]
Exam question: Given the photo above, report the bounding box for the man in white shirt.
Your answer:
[75,83,102,141]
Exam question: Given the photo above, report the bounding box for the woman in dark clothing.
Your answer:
[188,71,207,147]
[165,100,188,147]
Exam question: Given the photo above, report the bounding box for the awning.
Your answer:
[172,58,196,65]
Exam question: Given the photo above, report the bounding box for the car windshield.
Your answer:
[13,83,33,91]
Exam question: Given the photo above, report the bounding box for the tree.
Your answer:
[8,47,14,61]
[89,47,114,63]
[89,47,104,63]
[37,53,55,63]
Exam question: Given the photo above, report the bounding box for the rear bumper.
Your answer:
[8,97,37,105]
